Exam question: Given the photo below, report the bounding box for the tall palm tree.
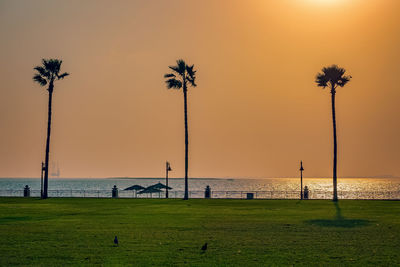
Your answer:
[315,65,351,201]
[164,59,197,200]
[33,59,69,199]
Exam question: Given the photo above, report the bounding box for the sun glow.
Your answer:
[304,0,344,5]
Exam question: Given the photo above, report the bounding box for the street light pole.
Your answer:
[166,161,172,199]
[300,161,304,200]
[40,162,45,198]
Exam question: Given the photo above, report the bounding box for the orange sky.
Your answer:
[0,0,399,178]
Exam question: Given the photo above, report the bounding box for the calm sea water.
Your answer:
[1,177,399,195]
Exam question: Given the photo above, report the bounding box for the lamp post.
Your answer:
[40,162,45,198]
[166,161,172,198]
[300,161,304,200]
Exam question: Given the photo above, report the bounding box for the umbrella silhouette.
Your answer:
[124,185,145,191]
[124,185,145,198]
[147,182,172,190]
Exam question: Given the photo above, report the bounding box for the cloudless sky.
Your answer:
[0,0,399,178]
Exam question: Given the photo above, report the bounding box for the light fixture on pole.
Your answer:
[40,162,45,198]
[300,161,304,200]
[166,161,172,199]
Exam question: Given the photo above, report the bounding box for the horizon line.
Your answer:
[0,176,398,179]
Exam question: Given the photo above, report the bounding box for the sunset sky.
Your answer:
[0,0,399,178]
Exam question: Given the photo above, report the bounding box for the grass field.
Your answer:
[0,198,399,266]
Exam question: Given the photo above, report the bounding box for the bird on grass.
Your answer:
[201,242,207,252]
[114,236,119,246]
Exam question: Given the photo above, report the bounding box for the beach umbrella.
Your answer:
[124,185,145,191]
[147,182,172,190]
[124,185,145,198]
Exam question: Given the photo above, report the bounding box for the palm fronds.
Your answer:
[164,73,176,78]
[166,78,182,89]
[42,59,62,75]
[168,59,186,76]
[57,72,69,80]
[315,64,351,90]
[34,66,51,79]
[164,59,197,90]
[33,74,47,86]
[33,58,69,88]
[315,72,329,88]
[186,64,197,87]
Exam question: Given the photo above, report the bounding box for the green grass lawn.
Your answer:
[0,198,399,266]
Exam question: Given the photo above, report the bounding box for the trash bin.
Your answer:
[246,193,254,199]
[112,185,118,198]
[304,186,309,199]
[204,185,211,198]
[23,185,30,197]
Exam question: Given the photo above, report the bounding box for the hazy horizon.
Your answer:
[1,176,399,180]
[1,0,399,179]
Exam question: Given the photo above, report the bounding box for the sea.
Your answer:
[1,177,399,199]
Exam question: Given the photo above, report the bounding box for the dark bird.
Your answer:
[201,242,207,252]
[114,236,118,246]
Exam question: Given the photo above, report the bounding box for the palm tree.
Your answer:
[315,65,351,201]
[164,59,197,200]
[33,59,69,199]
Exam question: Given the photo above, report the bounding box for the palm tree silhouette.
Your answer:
[315,65,351,201]
[33,59,69,199]
[164,59,197,200]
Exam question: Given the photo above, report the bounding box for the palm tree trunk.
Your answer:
[331,89,338,202]
[43,83,54,199]
[183,86,189,200]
